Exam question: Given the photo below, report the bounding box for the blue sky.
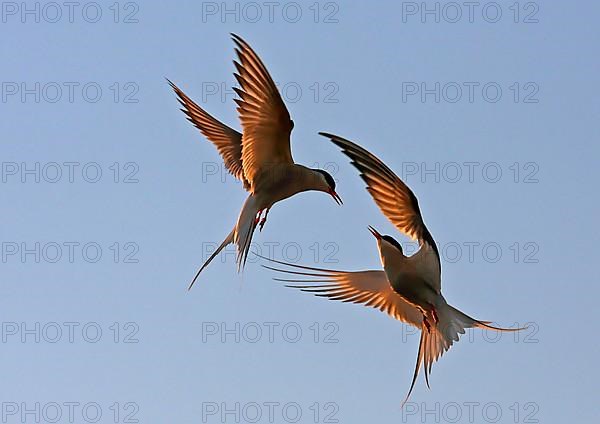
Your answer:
[1,1,598,423]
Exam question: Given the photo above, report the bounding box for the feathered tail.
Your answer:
[188,229,234,290]
[402,298,526,407]
[233,194,260,272]
[188,195,260,290]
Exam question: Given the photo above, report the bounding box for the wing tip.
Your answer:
[230,33,246,50]
[319,132,362,156]
[166,77,181,93]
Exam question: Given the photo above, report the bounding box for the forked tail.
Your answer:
[402,299,526,407]
[187,195,260,290]
[188,229,234,290]
[233,194,260,272]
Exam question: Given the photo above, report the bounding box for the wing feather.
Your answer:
[231,34,294,192]
[260,256,422,326]
[321,132,441,287]
[260,256,501,406]
[168,79,250,190]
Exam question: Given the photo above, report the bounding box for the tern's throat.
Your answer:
[282,165,330,195]
[256,165,329,206]
[378,241,406,279]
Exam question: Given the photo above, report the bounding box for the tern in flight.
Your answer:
[168,35,342,290]
[263,133,524,404]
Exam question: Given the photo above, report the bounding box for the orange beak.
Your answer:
[328,189,343,205]
[368,225,381,240]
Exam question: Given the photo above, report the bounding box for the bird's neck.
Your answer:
[297,166,328,192]
[379,246,406,280]
[254,165,326,207]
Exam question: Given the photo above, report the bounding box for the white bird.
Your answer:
[168,34,342,290]
[263,132,525,405]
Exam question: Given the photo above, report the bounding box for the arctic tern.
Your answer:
[168,35,342,289]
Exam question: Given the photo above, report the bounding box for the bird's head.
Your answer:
[313,169,342,205]
[368,226,404,264]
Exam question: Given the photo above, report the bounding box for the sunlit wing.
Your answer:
[260,255,423,326]
[260,255,443,404]
[168,79,250,190]
[321,132,441,288]
[231,34,294,193]
[260,255,523,406]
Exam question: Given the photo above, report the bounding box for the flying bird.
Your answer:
[168,34,342,290]
[263,132,525,405]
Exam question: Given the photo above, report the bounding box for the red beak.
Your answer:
[328,189,343,205]
[368,225,381,240]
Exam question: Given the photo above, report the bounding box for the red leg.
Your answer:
[254,209,264,225]
[259,208,270,232]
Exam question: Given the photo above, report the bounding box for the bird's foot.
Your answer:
[258,208,270,232]
[254,209,264,225]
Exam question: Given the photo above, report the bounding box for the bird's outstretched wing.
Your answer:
[260,255,432,405]
[260,255,423,326]
[168,79,250,190]
[321,132,441,287]
[261,255,525,406]
[231,33,294,193]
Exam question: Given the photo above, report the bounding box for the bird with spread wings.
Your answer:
[263,133,526,405]
[168,34,342,289]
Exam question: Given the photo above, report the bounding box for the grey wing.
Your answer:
[321,132,441,290]
[168,79,250,190]
[261,256,423,326]
[231,34,295,193]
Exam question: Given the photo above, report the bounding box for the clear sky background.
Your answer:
[2,1,599,423]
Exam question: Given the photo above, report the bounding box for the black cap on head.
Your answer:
[314,169,336,190]
[382,235,403,252]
